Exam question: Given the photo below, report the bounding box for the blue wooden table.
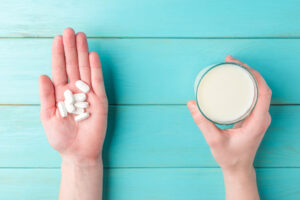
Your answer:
[0,0,300,199]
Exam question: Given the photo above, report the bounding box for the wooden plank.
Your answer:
[0,105,299,168]
[0,168,299,200]
[0,0,299,37]
[0,39,300,104]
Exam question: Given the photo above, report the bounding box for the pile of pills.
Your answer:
[57,80,91,122]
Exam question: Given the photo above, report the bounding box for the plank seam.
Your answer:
[0,167,299,169]
[0,104,300,106]
[1,37,300,39]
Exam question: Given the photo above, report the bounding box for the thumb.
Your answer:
[39,75,56,120]
[187,100,223,147]
[225,55,251,69]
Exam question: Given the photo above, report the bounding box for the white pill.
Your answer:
[65,102,76,113]
[57,102,67,118]
[71,108,84,115]
[75,112,90,122]
[74,101,89,108]
[75,80,90,93]
[74,93,86,102]
[64,89,74,104]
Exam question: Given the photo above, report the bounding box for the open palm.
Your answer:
[39,28,108,162]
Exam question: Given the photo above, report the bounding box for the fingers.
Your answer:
[249,69,272,118]
[52,35,67,86]
[39,75,56,120]
[76,32,91,85]
[62,28,106,98]
[63,28,80,82]
[233,121,244,128]
[89,51,106,97]
[225,55,251,69]
[90,51,106,97]
[187,100,223,147]
[226,56,272,133]
[242,72,272,133]
[225,55,271,108]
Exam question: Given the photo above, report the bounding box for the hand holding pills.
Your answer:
[39,28,107,199]
[39,28,107,165]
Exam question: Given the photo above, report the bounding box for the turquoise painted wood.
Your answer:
[0,0,300,37]
[0,0,299,199]
[0,105,299,168]
[0,168,299,200]
[1,39,300,104]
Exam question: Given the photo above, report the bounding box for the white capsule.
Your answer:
[74,101,89,108]
[74,112,90,122]
[75,80,90,93]
[64,89,74,104]
[74,93,86,102]
[57,102,67,118]
[65,102,75,113]
[71,108,84,115]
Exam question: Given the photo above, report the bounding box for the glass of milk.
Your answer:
[194,62,258,125]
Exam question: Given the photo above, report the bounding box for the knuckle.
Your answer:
[79,65,90,70]
[207,137,221,148]
[244,64,251,69]
[259,113,271,132]
[261,87,272,98]
[66,59,77,67]
[93,77,104,84]
[100,96,108,105]
[267,113,272,126]
[267,88,272,96]
[251,69,259,76]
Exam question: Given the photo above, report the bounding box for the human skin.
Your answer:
[39,28,107,200]
[187,55,272,200]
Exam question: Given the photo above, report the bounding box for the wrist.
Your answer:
[61,154,103,168]
[222,165,256,183]
[59,155,103,200]
[222,166,259,200]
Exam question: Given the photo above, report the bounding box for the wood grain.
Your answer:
[0,39,300,104]
[0,1,299,198]
[0,0,299,37]
[0,168,299,200]
[0,105,299,168]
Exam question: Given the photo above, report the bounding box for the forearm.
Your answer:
[223,167,259,200]
[59,157,103,200]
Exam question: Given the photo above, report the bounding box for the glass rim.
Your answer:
[195,62,259,125]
